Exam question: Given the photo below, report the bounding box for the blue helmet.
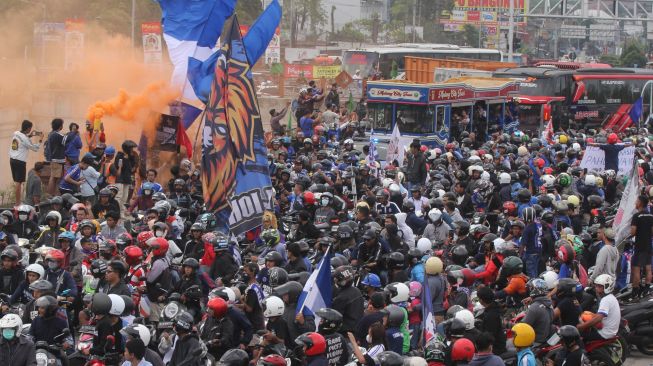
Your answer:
[105,145,116,156]
[361,273,381,289]
[58,231,76,242]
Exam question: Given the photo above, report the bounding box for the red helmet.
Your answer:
[259,355,287,366]
[149,237,169,257]
[207,297,228,318]
[502,201,517,217]
[607,133,618,144]
[478,149,486,156]
[303,192,316,206]
[534,158,545,168]
[543,167,553,175]
[137,231,155,248]
[420,145,428,152]
[586,137,594,144]
[123,245,143,266]
[115,233,133,248]
[46,249,65,262]
[557,243,575,263]
[446,143,455,150]
[451,338,475,362]
[295,332,326,356]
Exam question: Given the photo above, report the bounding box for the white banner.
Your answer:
[580,145,635,176]
[613,163,640,247]
[284,48,319,63]
[386,124,405,166]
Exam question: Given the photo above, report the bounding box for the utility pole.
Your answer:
[131,0,136,48]
[412,0,417,42]
[507,0,514,62]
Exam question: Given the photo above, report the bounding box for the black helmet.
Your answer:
[121,295,135,316]
[218,349,249,366]
[587,195,603,209]
[272,281,303,303]
[376,351,404,366]
[182,257,200,270]
[537,195,552,209]
[35,295,58,317]
[99,188,112,197]
[556,278,579,298]
[455,221,470,236]
[0,249,18,261]
[315,308,343,333]
[502,256,523,276]
[387,252,405,270]
[183,285,203,301]
[558,325,581,347]
[336,225,354,240]
[448,318,466,338]
[29,279,53,292]
[91,293,112,315]
[406,248,422,265]
[334,266,355,287]
[190,222,205,232]
[196,213,218,231]
[402,200,415,213]
[268,267,289,288]
[90,259,108,278]
[174,311,194,332]
[385,304,405,327]
[451,245,469,266]
[541,211,554,224]
[265,251,284,266]
[424,337,447,362]
[108,260,127,276]
[517,188,531,203]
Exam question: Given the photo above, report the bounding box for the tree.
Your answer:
[235,0,263,25]
[599,54,620,67]
[282,0,325,47]
[620,39,648,68]
[332,21,365,45]
[462,24,479,48]
[388,0,455,43]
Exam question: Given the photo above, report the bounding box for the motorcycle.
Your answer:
[68,325,97,366]
[83,334,121,366]
[35,328,70,366]
[620,299,653,355]
[156,292,187,343]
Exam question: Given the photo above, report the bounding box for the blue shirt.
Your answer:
[59,164,82,191]
[385,327,404,354]
[300,117,314,137]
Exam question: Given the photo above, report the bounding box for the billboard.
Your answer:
[442,0,528,31]
[141,22,163,64]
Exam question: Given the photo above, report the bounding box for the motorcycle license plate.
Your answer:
[547,333,560,346]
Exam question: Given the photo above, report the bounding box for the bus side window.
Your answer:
[436,107,445,131]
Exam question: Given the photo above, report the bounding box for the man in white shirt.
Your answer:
[577,274,620,341]
[9,120,42,206]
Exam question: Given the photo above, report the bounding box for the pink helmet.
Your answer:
[409,281,422,297]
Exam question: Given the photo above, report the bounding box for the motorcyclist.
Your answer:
[144,237,171,323]
[0,313,35,366]
[28,295,72,350]
[0,248,24,297]
[201,297,234,359]
[521,278,554,347]
[546,326,588,366]
[262,296,294,350]
[120,323,165,366]
[56,231,83,285]
[35,211,65,248]
[295,332,328,366]
[210,287,253,349]
[577,274,620,341]
[274,281,315,342]
[162,311,203,366]
[332,266,364,334]
[9,263,43,305]
[98,260,131,296]
[10,205,39,240]
[43,249,77,301]
[209,232,238,286]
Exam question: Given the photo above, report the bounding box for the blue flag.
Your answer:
[422,276,437,343]
[630,96,643,126]
[296,249,332,328]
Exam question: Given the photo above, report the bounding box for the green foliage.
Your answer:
[236,0,263,25]
[620,39,648,68]
[462,24,479,47]
[387,0,455,43]
[332,21,365,44]
[599,54,620,67]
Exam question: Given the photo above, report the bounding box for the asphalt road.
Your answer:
[625,350,653,365]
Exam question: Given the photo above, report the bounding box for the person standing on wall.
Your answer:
[46,118,66,197]
[9,120,42,207]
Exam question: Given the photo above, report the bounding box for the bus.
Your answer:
[342,44,503,79]
[493,67,653,132]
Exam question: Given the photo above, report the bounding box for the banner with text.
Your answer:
[580,146,635,176]
[142,22,163,64]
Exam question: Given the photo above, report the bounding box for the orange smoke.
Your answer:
[86,82,180,123]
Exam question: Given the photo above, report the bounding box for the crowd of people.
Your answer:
[0,79,650,366]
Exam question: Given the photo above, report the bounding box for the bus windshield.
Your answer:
[396,104,435,134]
[368,103,393,132]
[582,79,645,104]
[342,51,378,78]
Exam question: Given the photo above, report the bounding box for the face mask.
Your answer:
[321,199,329,206]
[242,274,250,282]
[366,334,372,344]
[155,230,164,238]
[2,329,15,340]
[18,214,28,221]
[144,190,151,196]
[48,262,59,270]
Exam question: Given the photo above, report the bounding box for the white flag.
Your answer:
[612,163,640,248]
[386,124,404,166]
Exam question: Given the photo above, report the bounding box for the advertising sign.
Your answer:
[367,85,428,103]
[141,22,163,64]
[285,48,320,63]
[284,64,313,78]
[264,27,281,64]
[64,19,84,71]
[313,65,341,79]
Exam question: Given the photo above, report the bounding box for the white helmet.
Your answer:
[396,172,405,183]
[427,208,442,222]
[540,270,559,290]
[404,357,428,366]
[0,314,23,338]
[382,178,394,189]
[468,155,481,163]
[542,174,555,188]
[209,287,237,304]
[480,171,491,182]
[572,142,581,151]
[389,183,401,194]
[108,294,125,316]
[263,296,285,318]
[518,146,528,156]
[468,165,484,174]
[584,174,596,186]
[493,238,507,253]
[25,263,45,279]
[416,237,432,253]
[436,189,445,199]
[594,274,615,293]
[344,139,354,145]
[386,282,410,303]
[483,154,493,162]
[121,323,151,346]
[499,172,511,185]
[454,309,475,330]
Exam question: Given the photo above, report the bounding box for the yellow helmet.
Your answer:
[511,323,535,347]
[595,177,603,188]
[567,195,580,208]
[425,257,443,275]
[559,134,568,144]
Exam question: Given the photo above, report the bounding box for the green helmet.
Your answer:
[502,256,523,276]
[261,229,280,246]
[557,173,571,187]
[521,134,530,143]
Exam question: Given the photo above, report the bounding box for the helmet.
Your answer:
[261,229,281,246]
[334,266,355,287]
[512,323,536,347]
[376,351,404,366]
[567,195,580,208]
[424,337,447,362]
[121,295,134,316]
[408,281,422,297]
[0,313,23,338]
[534,158,545,168]
[209,287,237,304]
[541,174,555,188]
[108,294,125,316]
[584,174,596,186]
[557,173,572,187]
[557,243,575,263]
[607,133,618,144]
[263,296,284,318]
[521,207,536,222]
[174,311,194,332]
[45,211,62,226]
[295,332,326,356]
[387,252,405,270]
[587,195,603,209]
[502,202,517,216]
[451,245,469,266]
[152,192,167,202]
[386,304,405,327]
[302,191,315,206]
[416,237,431,253]
[455,221,470,236]
[115,233,133,249]
[211,232,230,252]
[258,355,287,366]
[449,318,466,338]
[451,338,475,362]
[108,260,127,276]
[182,257,200,270]
[120,324,151,346]
[218,349,249,366]
[454,309,475,330]
[502,256,523,276]
[149,237,169,257]
[265,251,284,266]
[425,257,443,275]
[499,172,511,185]
[207,297,228,318]
[25,263,44,279]
[0,249,17,261]
[46,249,65,263]
[315,308,343,333]
[384,282,410,303]
[517,189,531,203]
[269,267,289,287]
[558,325,581,347]
[407,248,423,265]
[594,274,615,293]
[527,278,548,297]
[35,295,58,317]
[123,246,143,266]
[196,213,218,231]
[137,231,155,247]
[540,271,559,290]
[361,273,382,289]
[29,279,53,292]
[427,208,442,223]
[557,278,581,298]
